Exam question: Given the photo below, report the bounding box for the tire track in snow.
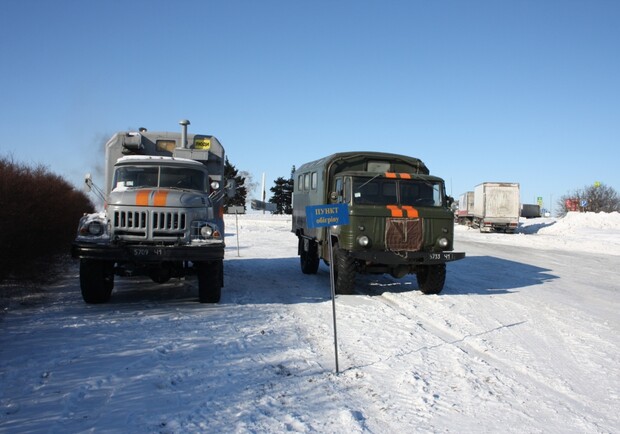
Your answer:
[368,289,612,432]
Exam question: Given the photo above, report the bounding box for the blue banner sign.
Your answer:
[306,203,350,228]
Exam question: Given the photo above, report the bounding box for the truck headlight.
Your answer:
[192,222,222,241]
[78,215,107,238]
[88,221,104,236]
[200,225,214,238]
[437,237,449,248]
[357,235,371,247]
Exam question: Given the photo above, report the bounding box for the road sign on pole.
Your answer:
[305,203,350,374]
[305,203,350,229]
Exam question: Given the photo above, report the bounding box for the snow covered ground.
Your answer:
[1,212,619,433]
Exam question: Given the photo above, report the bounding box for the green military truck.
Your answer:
[292,152,465,295]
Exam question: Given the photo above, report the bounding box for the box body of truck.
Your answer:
[457,191,475,225]
[72,121,231,304]
[472,182,520,233]
[292,152,465,295]
[520,203,541,219]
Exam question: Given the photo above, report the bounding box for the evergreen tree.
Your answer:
[269,168,294,215]
[223,157,247,211]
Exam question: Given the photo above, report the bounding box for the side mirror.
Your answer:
[225,179,237,198]
[84,173,93,193]
[446,196,454,207]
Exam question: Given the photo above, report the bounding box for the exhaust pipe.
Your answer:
[179,119,190,148]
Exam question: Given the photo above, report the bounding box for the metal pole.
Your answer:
[235,210,240,257]
[328,228,340,374]
[261,173,266,215]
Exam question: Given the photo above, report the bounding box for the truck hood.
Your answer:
[107,188,209,208]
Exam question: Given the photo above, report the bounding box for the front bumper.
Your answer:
[351,250,465,265]
[72,241,225,262]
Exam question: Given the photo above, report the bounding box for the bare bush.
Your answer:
[557,182,620,216]
[0,157,94,283]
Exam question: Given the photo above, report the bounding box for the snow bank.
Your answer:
[456,211,620,256]
[536,211,620,233]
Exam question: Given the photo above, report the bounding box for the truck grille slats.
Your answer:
[153,212,186,231]
[112,209,187,240]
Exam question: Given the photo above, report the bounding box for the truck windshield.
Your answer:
[113,166,207,191]
[352,178,443,207]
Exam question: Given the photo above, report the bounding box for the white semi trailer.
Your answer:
[472,182,520,233]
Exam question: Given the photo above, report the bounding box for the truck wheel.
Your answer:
[333,245,355,295]
[300,238,320,274]
[80,259,113,304]
[416,264,446,295]
[149,266,171,284]
[197,260,222,303]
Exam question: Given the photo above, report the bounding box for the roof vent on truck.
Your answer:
[122,132,144,151]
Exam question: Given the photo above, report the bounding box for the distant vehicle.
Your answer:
[292,152,465,295]
[472,182,520,233]
[521,204,541,219]
[72,120,234,304]
[456,191,475,225]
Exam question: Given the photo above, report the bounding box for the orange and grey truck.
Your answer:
[72,120,234,303]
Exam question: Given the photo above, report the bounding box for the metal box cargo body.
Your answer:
[456,191,475,225]
[292,152,465,295]
[521,203,541,219]
[472,182,520,233]
[72,121,231,304]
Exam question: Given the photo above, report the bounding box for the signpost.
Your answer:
[305,203,350,374]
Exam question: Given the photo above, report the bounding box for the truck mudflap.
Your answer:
[71,242,225,262]
[351,250,465,265]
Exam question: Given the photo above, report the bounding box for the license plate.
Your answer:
[132,248,164,256]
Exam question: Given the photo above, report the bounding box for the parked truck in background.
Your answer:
[456,191,475,225]
[520,203,541,219]
[72,120,234,304]
[292,152,465,295]
[472,182,520,233]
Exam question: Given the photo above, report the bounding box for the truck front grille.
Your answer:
[152,211,186,237]
[112,209,187,241]
[385,218,423,251]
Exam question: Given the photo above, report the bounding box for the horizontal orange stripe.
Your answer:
[399,173,412,179]
[385,172,397,179]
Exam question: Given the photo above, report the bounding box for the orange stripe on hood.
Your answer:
[386,205,403,217]
[402,206,419,218]
[153,191,168,207]
[136,190,150,206]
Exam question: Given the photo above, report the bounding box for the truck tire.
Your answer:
[300,238,320,274]
[333,245,355,295]
[80,259,113,304]
[197,260,222,303]
[416,264,446,295]
[149,266,171,284]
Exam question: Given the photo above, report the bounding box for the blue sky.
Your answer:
[1,0,618,213]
